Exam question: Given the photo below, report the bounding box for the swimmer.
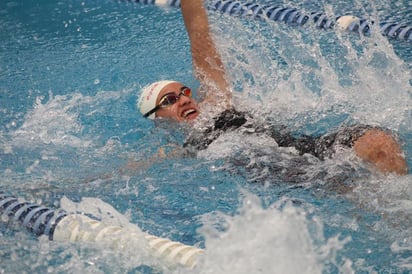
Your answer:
[137,0,408,175]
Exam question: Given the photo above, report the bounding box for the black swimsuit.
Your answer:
[184,108,374,160]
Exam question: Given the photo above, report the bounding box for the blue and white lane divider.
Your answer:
[120,0,412,42]
[0,192,203,268]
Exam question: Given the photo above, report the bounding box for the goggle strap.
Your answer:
[143,105,160,118]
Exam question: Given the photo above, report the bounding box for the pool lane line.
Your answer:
[0,192,203,269]
[119,0,412,42]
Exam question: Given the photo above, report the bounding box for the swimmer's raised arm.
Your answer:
[181,0,231,108]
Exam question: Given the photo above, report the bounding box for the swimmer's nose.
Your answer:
[178,94,191,105]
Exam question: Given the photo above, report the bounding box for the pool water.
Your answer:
[0,0,411,273]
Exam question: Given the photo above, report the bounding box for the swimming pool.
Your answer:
[0,0,411,272]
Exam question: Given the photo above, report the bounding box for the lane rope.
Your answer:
[121,0,412,42]
[0,193,203,268]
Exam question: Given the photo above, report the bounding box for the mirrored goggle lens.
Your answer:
[180,87,192,97]
[159,93,179,107]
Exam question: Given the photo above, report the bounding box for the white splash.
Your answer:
[12,92,91,148]
[191,193,352,274]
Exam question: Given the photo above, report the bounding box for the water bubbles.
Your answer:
[6,120,16,129]
[34,95,45,107]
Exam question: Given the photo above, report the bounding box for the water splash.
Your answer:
[209,6,411,132]
[189,192,352,274]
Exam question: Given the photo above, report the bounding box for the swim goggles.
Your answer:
[143,86,192,118]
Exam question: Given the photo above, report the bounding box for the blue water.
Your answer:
[0,0,411,273]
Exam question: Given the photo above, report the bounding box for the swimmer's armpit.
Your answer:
[353,129,408,175]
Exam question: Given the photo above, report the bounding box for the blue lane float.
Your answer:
[0,192,203,268]
[0,192,67,239]
[119,0,412,42]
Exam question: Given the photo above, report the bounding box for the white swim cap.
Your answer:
[137,80,178,119]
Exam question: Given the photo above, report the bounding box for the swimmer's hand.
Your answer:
[119,145,184,175]
[81,172,116,184]
[81,145,184,183]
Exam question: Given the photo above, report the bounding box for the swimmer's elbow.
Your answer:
[353,129,409,175]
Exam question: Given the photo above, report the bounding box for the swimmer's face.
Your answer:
[155,82,200,122]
